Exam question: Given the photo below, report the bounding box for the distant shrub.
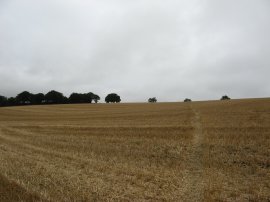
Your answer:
[148,97,157,103]
[184,98,192,102]
[221,95,230,100]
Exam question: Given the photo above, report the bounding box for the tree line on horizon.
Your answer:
[147,95,230,103]
[0,90,231,107]
[0,90,103,107]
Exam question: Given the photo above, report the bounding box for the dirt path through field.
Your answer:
[181,106,204,201]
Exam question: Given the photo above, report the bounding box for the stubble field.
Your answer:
[0,98,269,201]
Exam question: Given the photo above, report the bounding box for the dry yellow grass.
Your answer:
[0,99,269,201]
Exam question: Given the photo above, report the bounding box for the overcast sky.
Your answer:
[0,0,269,102]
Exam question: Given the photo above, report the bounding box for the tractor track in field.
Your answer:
[181,106,204,201]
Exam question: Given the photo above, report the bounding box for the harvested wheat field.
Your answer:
[0,98,269,201]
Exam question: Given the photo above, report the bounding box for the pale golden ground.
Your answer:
[0,99,269,201]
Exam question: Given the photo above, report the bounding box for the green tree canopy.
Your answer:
[105,93,121,103]
[33,93,45,104]
[45,90,65,104]
[148,97,157,103]
[91,94,100,103]
[16,91,33,104]
[0,95,8,106]
[7,97,16,106]
[69,93,85,103]
[184,98,192,102]
[221,95,230,100]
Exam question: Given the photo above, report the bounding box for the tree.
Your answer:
[184,98,192,102]
[7,97,16,106]
[148,97,157,103]
[85,92,100,103]
[85,92,94,103]
[63,96,69,104]
[33,93,45,104]
[221,95,230,100]
[69,93,85,103]
[0,95,7,106]
[105,93,121,103]
[16,91,33,104]
[92,94,100,103]
[69,92,99,104]
[45,90,65,104]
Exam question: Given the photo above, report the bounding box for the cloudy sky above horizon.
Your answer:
[0,0,269,102]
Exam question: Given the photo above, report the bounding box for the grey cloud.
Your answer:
[0,0,269,101]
